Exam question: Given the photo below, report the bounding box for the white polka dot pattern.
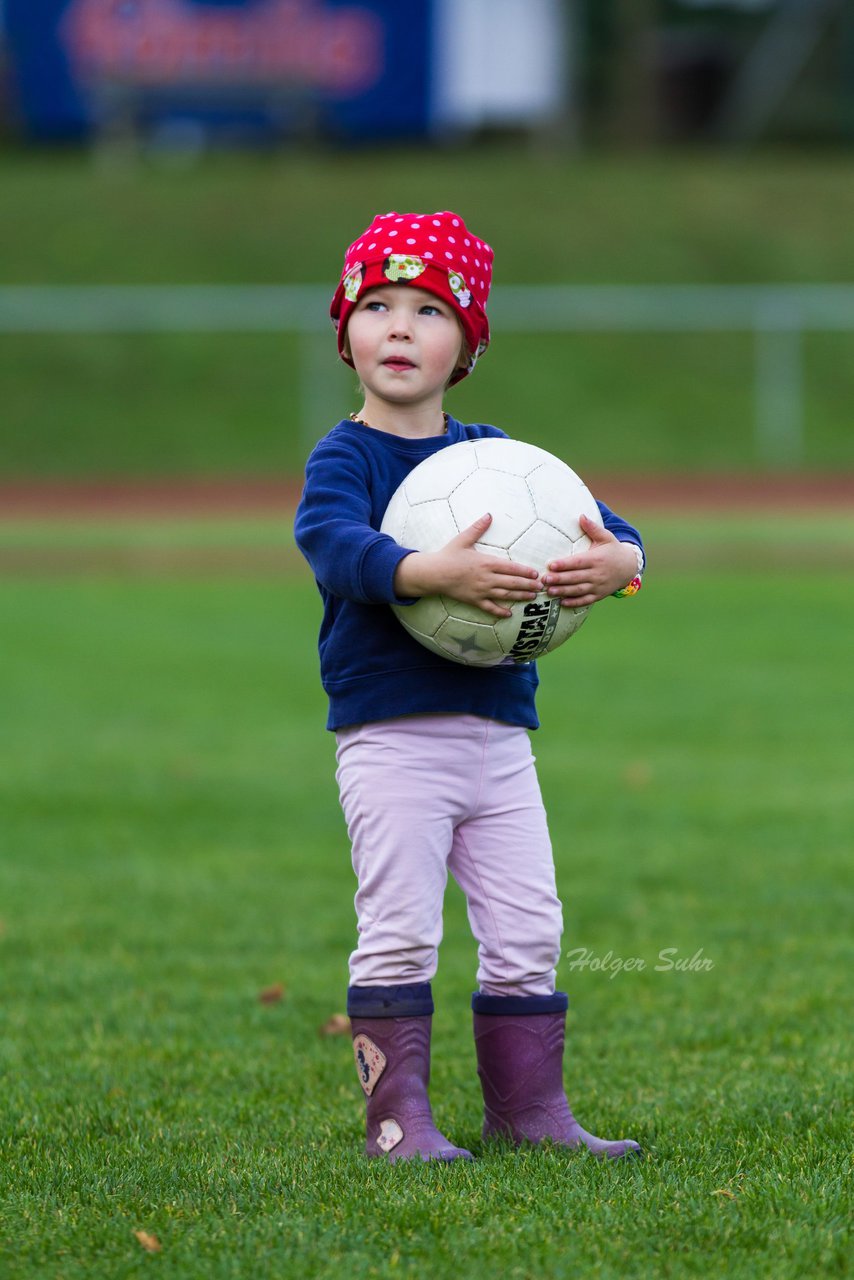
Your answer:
[339,210,494,321]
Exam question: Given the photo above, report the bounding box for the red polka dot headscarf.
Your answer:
[330,210,494,385]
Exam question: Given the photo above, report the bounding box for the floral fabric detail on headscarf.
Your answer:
[383,255,426,283]
[343,264,364,303]
[447,269,471,307]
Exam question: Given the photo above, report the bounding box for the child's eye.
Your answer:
[419,305,442,316]
[365,301,387,312]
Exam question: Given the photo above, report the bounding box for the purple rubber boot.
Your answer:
[472,992,642,1160]
[348,984,473,1163]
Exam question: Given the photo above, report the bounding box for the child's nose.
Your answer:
[388,311,414,339]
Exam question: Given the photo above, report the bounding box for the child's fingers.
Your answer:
[452,523,540,581]
[548,578,594,599]
[492,587,540,603]
[490,572,542,594]
[578,514,615,544]
[481,562,543,595]
[454,513,494,548]
[469,581,538,606]
[477,599,514,618]
[544,570,594,591]
[492,558,540,581]
[545,554,594,575]
[475,577,542,613]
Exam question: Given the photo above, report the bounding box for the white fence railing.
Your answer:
[3,283,854,464]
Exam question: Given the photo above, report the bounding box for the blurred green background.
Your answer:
[2,148,853,479]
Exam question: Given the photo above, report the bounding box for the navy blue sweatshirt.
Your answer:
[294,416,644,731]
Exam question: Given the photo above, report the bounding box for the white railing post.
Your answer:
[754,298,804,469]
[298,330,354,458]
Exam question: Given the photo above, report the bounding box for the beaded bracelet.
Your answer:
[613,574,643,598]
[612,543,644,599]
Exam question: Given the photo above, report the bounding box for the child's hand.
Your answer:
[394,513,542,618]
[541,515,639,607]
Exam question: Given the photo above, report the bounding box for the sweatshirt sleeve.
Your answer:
[294,437,414,604]
[596,500,646,570]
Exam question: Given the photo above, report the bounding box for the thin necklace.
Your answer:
[350,412,449,434]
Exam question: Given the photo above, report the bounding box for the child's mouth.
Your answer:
[383,358,416,371]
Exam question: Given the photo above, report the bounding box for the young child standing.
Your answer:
[295,211,646,1163]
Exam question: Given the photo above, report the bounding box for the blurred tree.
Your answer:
[608,0,659,146]
[843,3,854,142]
[576,0,659,147]
[717,0,845,144]
[574,0,613,140]
[577,0,853,148]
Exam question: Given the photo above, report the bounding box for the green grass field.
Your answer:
[2,148,854,476]
[1,518,852,1278]
[3,140,851,1275]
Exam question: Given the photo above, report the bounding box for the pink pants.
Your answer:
[335,714,563,996]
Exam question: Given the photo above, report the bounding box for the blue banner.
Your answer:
[4,0,433,141]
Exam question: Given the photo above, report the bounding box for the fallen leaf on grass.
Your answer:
[623,760,653,788]
[319,1013,350,1036]
[712,1189,737,1200]
[258,983,286,1004]
[134,1231,162,1253]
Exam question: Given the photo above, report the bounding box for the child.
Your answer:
[295,211,646,1163]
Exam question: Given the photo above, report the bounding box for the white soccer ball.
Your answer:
[380,437,603,667]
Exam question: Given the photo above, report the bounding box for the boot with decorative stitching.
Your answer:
[472,992,642,1160]
[349,984,473,1163]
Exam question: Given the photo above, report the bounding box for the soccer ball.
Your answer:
[380,437,602,667]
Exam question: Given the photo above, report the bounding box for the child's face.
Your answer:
[345,285,466,412]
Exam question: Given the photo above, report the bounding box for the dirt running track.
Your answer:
[1,473,851,574]
[1,472,853,518]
